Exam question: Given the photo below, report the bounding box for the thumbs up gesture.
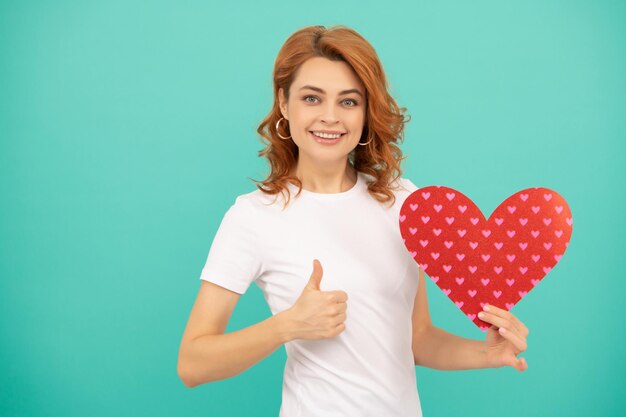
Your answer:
[284,259,349,341]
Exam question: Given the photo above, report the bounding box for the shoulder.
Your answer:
[213,189,274,247]
[360,172,418,192]
[390,176,419,211]
[361,172,418,197]
[360,172,419,213]
[391,176,419,194]
[227,187,284,215]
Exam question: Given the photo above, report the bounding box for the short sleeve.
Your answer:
[199,196,264,294]
[392,177,419,212]
[402,177,419,193]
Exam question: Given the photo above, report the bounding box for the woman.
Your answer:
[177,25,529,416]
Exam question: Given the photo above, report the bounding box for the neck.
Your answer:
[292,158,357,194]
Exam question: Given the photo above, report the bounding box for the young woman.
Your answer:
[178,25,529,417]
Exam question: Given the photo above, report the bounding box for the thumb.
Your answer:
[306,259,323,291]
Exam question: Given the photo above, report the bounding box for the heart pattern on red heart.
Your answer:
[399,186,573,331]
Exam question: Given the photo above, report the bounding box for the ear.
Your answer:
[278,88,288,120]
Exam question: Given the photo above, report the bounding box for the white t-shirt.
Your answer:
[200,170,422,417]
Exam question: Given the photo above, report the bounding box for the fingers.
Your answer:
[479,310,521,337]
[325,313,347,338]
[335,312,347,323]
[518,357,529,372]
[494,325,528,352]
[330,322,346,337]
[481,314,527,352]
[478,304,529,337]
[333,303,347,314]
[509,355,529,372]
[480,306,528,353]
[329,290,348,303]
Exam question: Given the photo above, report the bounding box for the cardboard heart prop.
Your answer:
[399,186,573,331]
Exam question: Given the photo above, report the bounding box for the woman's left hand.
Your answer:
[478,304,529,372]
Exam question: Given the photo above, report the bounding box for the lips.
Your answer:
[308,131,345,144]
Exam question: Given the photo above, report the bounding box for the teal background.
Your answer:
[1,1,624,416]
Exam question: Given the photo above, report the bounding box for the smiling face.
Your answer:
[278,57,367,171]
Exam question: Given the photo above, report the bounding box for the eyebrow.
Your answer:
[299,85,364,98]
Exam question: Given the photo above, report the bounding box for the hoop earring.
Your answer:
[358,134,373,146]
[276,117,291,140]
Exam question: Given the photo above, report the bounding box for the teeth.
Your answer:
[312,131,342,139]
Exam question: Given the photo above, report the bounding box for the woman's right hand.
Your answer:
[283,259,348,341]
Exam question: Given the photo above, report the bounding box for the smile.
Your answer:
[311,131,344,139]
[309,131,346,144]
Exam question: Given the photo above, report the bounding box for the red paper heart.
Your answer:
[399,186,573,331]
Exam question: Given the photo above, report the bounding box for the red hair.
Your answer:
[253,25,410,208]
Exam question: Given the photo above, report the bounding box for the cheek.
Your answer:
[289,106,314,127]
[349,112,366,131]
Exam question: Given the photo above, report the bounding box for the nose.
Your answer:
[321,102,339,124]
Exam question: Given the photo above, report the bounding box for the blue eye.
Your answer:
[302,95,358,107]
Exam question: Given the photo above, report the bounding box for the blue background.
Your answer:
[1,1,624,416]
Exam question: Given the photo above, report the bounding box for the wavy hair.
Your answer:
[252,25,410,208]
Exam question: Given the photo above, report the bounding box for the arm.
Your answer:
[177,260,348,387]
[177,280,294,387]
[411,267,490,370]
[411,267,529,371]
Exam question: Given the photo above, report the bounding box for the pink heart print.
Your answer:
[399,186,573,331]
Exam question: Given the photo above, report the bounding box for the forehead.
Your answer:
[291,57,364,93]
